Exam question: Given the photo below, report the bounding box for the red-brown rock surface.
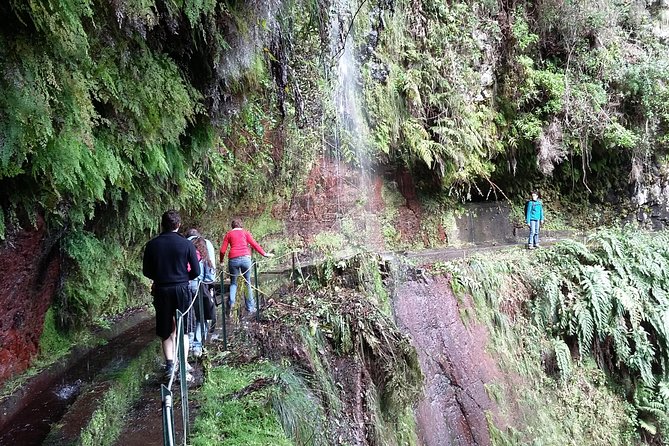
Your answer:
[0,216,61,385]
[394,274,505,446]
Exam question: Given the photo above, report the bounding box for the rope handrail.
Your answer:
[214,250,301,298]
[161,249,301,446]
[166,283,201,390]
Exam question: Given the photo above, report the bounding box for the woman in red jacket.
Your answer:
[219,218,273,315]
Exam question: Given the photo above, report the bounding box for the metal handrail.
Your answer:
[161,282,202,446]
[160,251,298,445]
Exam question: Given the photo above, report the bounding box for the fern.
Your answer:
[579,264,612,334]
[551,338,572,382]
[630,327,656,387]
[659,381,669,404]
[534,273,562,327]
[573,299,594,355]
[609,324,631,364]
[612,285,642,329]
[589,228,625,264]
[552,239,597,265]
[634,384,669,436]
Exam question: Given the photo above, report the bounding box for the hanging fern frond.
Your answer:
[551,337,572,382]
[573,299,594,355]
[579,265,612,334]
[645,307,669,373]
[589,228,625,266]
[552,239,597,266]
[658,381,669,405]
[609,323,631,364]
[612,285,641,329]
[534,273,563,327]
[630,327,657,387]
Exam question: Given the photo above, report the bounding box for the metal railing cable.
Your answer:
[161,279,203,446]
[161,250,301,446]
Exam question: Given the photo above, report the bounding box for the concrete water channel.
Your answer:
[0,311,155,445]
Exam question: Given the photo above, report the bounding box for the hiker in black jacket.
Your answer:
[143,210,200,380]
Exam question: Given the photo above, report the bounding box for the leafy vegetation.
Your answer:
[357,0,669,204]
[361,0,503,194]
[2,0,668,332]
[443,228,669,443]
[4,0,669,441]
[0,0,316,332]
[275,278,423,439]
[191,363,294,446]
[198,255,422,444]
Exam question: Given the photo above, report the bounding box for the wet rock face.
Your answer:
[633,178,669,229]
[0,216,60,385]
[393,275,503,446]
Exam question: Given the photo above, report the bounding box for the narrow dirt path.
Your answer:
[111,381,187,446]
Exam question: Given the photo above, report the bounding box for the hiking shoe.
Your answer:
[534,244,540,249]
[177,372,194,383]
[192,347,202,358]
[527,245,534,250]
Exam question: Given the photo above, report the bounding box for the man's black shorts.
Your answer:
[153,283,192,340]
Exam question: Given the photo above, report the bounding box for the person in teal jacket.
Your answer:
[526,191,545,249]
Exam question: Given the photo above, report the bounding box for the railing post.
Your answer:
[254,256,260,321]
[161,385,175,446]
[176,310,189,444]
[220,275,227,351]
[197,286,206,347]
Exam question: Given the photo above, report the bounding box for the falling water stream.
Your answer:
[329,0,372,217]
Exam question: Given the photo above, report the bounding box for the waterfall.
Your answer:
[329,0,371,215]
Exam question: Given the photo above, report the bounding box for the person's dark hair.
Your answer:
[185,228,201,238]
[231,218,242,229]
[161,210,181,232]
[531,190,540,197]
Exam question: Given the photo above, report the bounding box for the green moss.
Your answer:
[380,182,404,250]
[37,307,74,359]
[78,342,162,446]
[60,230,148,328]
[191,363,294,446]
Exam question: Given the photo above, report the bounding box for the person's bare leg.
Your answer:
[163,331,176,362]
[164,332,190,364]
